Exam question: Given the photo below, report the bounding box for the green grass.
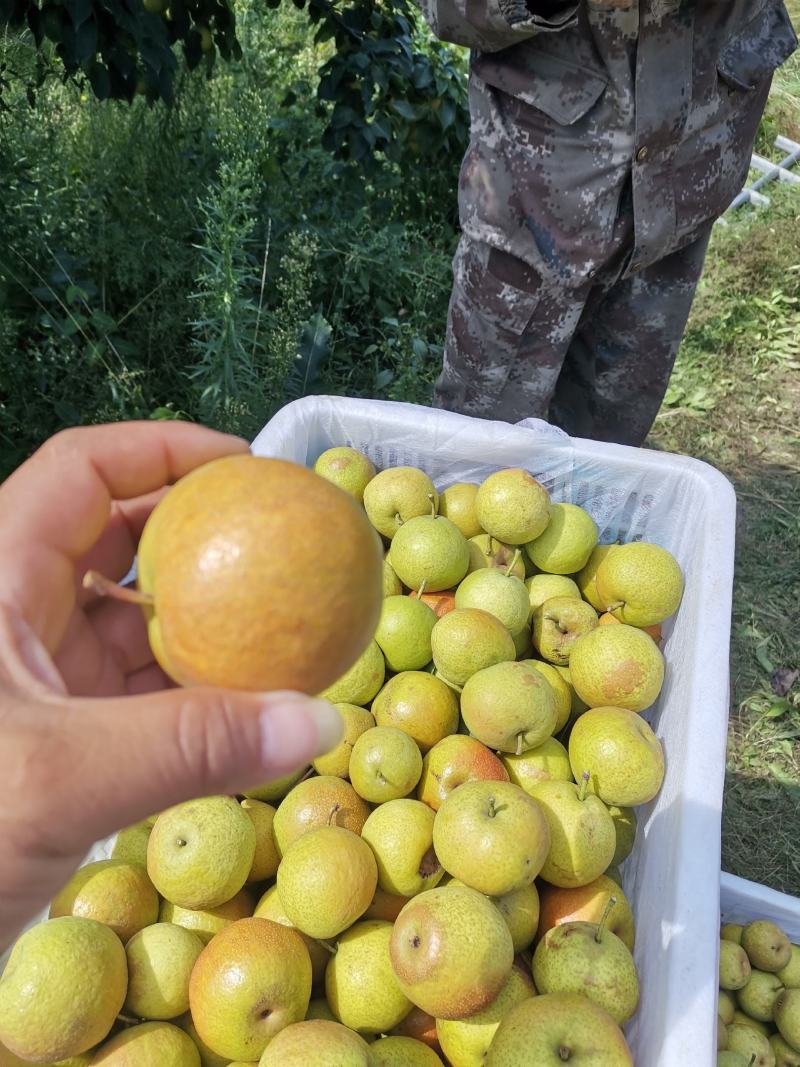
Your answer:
[649,9,800,893]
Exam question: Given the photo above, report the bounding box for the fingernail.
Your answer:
[258,694,343,772]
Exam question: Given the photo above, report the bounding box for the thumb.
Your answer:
[56,687,344,849]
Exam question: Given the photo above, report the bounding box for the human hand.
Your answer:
[0,423,342,950]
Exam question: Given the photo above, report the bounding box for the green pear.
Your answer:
[364,467,438,540]
[576,545,618,612]
[779,947,800,989]
[501,736,573,793]
[607,806,637,866]
[189,917,311,1060]
[273,774,370,855]
[771,1032,800,1066]
[147,797,255,909]
[124,923,204,1020]
[726,1023,776,1067]
[720,940,753,990]
[437,967,535,1067]
[532,913,640,1024]
[525,503,598,575]
[719,989,738,1024]
[732,1009,772,1037]
[568,623,664,712]
[321,639,385,705]
[49,858,159,943]
[594,541,684,626]
[325,920,412,1033]
[461,660,557,754]
[258,1019,373,1066]
[529,777,616,888]
[485,992,633,1066]
[717,1054,755,1067]
[455,565,530,635]
[494,882,541,952]
[526,574,581,618]
[241,798,280,883]
[277,827,377,939]
[723,924,745,945]
[475,469,551,545]
[568,707,665,807]
[432,780,550,896]
[243,767,306,803]
[389,885,514,1019]
[532,597,598,666]
[370,1035,444,1065]
[439,482,482,539]
[743,921,793,973]
[372,671,459,753]
[467,535,526,579]
[314,447,376,502]
[390,513,470,593]
[554,664,590,718]
[383,557,403,596]
[160,888,254,944]
[89,1022,200,1066]
[430,608,515,687]
[718,1017,729,1051]
[512,624,532,659]
[0,917,127,1062]
[738,969,785,1022]
[111,820,152,867]
[375,595,438,672]
[350,725,423,803]
[313,703,375,778]
[520,661,571,731]
[306,997,337,1022]
[775,989,800,1054]
[175,1014,230,1067]
[361,799,443,897]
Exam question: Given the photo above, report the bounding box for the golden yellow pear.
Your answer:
[568,625,664,713]
[0,917,126,1062]
[361,799,443,898]
[372,672,459,753]
[273,775,370,857]
[136,455,382,692]
[160,888,254,944]
[111,821,152,867]
[89,1022,199,1066]
[241,799,280,883]
[370,1035,444,1065]
[189,918,311,1061]
[325,920,413,1033]
[49,859,158,944]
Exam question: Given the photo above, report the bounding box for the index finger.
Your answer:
[0,422,249,646]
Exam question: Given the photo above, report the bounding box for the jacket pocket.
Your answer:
[472,47,608,126]
[717,0,798,92]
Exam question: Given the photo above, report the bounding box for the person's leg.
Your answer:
[549,225,714,446]
[433,236,587,423]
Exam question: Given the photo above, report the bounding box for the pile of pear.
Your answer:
[719,919,800,1067]
[0,447,686,1067]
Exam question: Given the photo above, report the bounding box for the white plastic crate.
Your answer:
[252,395,738,1067]
[721,871,800,942]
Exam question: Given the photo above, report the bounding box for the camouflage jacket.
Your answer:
[420,0,798,285]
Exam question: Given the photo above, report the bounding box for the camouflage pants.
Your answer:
[433,212,714,447]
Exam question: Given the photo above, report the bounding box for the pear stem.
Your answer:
[487,796,497,819]
[428,494,436,518]
[606,601,625,613]
[505,549,521,578]
[117,1012,142,1026]
[415,579,428,600]
[315,939,337,955]
[395,513,403,527]
[515,732,525,757]
[578,771,590,802]
[327,803,340,827]
[432,669,463,693]
[82,570,154,606]
[488,536,495,557]
[595,895,617,943]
